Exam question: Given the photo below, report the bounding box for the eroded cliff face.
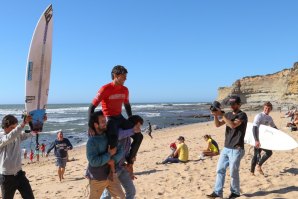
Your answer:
[217,62,298,106]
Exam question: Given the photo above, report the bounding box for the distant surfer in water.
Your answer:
[250,101,276,176]
[88,65,143,179]
[207,96,247,199]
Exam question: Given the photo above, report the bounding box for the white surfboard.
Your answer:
[25,4,53,132]
[244,122,298,150]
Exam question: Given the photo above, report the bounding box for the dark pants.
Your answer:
[107,114,143,164]
[251,147,273,173]
[0,170,34,199]
[162,157,180,164]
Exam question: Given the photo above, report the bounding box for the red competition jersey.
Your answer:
[92,82,129,116]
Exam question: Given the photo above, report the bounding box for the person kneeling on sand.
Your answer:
[199,135,219,160]
[86,111,125,199]
[46,130,73,182]
[157,136,189,164]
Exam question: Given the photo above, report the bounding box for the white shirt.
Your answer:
[253,112,276,128]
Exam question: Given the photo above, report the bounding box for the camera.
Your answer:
[210,101,222,112]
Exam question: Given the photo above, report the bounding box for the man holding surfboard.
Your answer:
[0,114,35,199]
[250,101,276,176]
[207,96,247,199]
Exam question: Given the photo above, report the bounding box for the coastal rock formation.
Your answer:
[217,62,298,106]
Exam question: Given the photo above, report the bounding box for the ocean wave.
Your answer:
[137,112,161,118]
[0,109,23,116]
[46,107,89,114]
[47,117,86,123]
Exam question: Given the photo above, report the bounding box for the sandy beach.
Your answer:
[6,111,298,199]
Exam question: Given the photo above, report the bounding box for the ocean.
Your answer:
[0,103,211,150]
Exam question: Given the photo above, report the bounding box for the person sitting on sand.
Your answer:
[86,111,125,199]
[46,130,73,182]
[169,142,178,158]
[286,112,298,131]
[0,114,35,199]
[157,136,189,164]
[199,135,219,160]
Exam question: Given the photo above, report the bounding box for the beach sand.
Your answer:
[5,111,298,199]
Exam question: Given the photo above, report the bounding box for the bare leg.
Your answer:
[61,168,65,179]
[58,168,62,181]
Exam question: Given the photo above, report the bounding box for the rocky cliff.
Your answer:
[217,62,298,107]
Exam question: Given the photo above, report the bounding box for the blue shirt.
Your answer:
[86,132,124,181]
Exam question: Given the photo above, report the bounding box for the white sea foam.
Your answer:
[137,112,161,118]
[47,117,86,123]
[0,109,23,116]
[46,106,89,114]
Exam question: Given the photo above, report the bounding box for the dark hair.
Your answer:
[111,65,128,80]
[88,111,104,132]
[128,115,144,125]
[1,115,18,129]
[203,134,211,139]
[264,101,273,109]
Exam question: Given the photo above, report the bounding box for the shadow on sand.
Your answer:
[243,186,298,198]
[280,168,298,175]
[134,169,164,176]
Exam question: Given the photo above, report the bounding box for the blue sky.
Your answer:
[1,0,298,104]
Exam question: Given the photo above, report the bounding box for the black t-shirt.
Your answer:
[224,110,248,149]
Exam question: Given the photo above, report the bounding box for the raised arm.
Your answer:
[222,116,242,129]
[0,125,24,148]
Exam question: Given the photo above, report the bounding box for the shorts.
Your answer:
[56,158,67,168]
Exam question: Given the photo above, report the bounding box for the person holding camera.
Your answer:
[207,96,247,199]
[0,114,35,199]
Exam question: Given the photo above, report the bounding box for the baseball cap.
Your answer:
[177,136,185,141]
[228,96,241,105]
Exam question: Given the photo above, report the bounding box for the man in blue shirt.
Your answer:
[46,131,73,182]
[86,111,125,199]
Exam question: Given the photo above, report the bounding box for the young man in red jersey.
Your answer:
[88,65,143,176]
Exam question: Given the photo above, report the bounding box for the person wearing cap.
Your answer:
[46,130,73,182]
[158,136,189,164]
[207,96,248,199]
[250,101,276,176]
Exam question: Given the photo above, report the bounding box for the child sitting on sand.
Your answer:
[199,135,219,160]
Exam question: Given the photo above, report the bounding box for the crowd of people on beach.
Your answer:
[0,65,296,199]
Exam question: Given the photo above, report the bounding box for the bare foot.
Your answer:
[251,172,255,176]
[256,165,264,175]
